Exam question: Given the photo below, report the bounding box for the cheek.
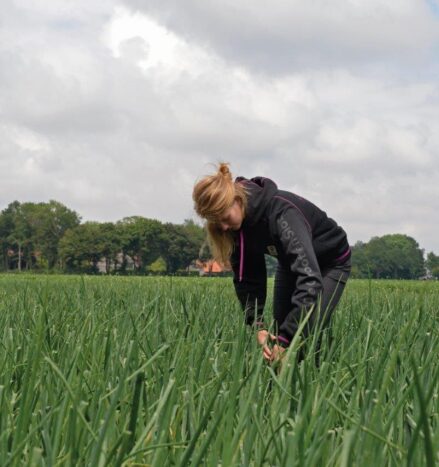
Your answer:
[238,207,244,222]
[232,210,240,224]
[236,212,242,223]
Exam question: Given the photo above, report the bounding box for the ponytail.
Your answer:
[193,162,248,266]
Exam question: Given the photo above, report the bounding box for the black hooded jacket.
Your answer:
[230,176,350,346]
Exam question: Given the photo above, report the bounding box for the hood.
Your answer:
[235,176,278,227]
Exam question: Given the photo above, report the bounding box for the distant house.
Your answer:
[419,272,434,280]
[97,253,136,273]
[189,259,231,276]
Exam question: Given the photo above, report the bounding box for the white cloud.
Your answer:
[2,123,51,153]
[104,6,215,78]
[122,0,439,73]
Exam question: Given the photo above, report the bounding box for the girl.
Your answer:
[192,163,351,363]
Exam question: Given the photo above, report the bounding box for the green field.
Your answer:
[0,275,438,466]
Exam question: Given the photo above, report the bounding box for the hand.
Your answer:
[270,344,286,363]
[257,330,285,362]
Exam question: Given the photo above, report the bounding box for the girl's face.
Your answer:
[217,199,243,232]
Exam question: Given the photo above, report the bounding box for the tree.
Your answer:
[148,256,167,273]
[351,234,425,279]
[351,241,369,278]
[59,222,104,273]
[426,252,439,279]
[33,200,81,269]
[2,201,33,271]
[161,223,200,273]
[97,222,121,273]
[182,219,209,260]
[0,209,12,271]
[0,200,80,271]
[116,217,164,272]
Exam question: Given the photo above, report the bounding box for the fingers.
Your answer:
[259,334,286,362]
[268,345,286,363]
[257,331,272,347]
[263,345,281,362]
[263,344,272,360]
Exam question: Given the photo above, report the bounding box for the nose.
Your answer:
[220,222,229,231]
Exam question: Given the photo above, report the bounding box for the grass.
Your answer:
[0,274,438,466]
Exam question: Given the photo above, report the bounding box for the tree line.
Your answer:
[0,201,207,274]
[351,235,438,279]
[1,200,438,279]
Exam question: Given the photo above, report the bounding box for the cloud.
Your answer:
[122,0,439,73]
[0,1,438,254]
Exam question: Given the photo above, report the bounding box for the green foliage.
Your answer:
[162,222,200,273]
[0,275,438,465]
[59,222,108,273]
[114,217,205,274]
[117,216,165,273]
[33,200,82,268]
[265,254,278,277]
[351,234,425,279]
[182,219,206,245]
[1,201,207,274]
[0,200,80,272]
[426,252,439,279]
[148,256,167,273]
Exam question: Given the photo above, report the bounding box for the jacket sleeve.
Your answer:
[272,206,323,347]
[230,235,267,328]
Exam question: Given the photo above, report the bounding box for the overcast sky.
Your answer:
[1,0,438,253]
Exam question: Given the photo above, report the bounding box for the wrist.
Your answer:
[277,334,290,348]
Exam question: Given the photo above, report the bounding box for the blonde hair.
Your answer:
[192,162,249,266]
